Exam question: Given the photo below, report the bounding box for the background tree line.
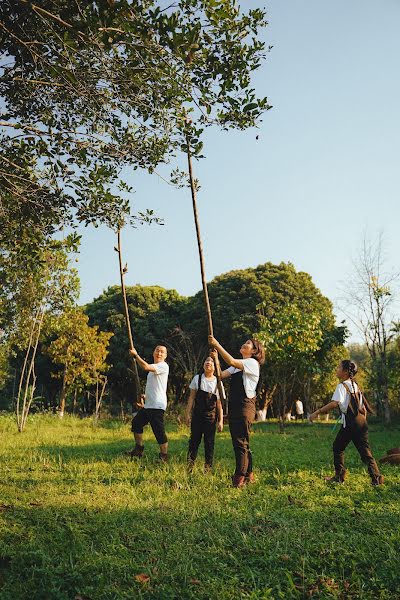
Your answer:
[0,260,346,420]
[2,252,400,428]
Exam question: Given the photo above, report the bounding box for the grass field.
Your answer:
[0,414,399,600]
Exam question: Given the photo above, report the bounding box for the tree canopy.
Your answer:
[1,0,270,254]
[82,262,346,413]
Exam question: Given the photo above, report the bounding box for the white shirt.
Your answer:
[189,374,222,399]
[332,379,363,428]
[227,358,260,398]
[143,361,169,410]
[295,400,304,414]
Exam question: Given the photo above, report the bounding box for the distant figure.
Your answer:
[309,359,383,485]
[186,356,224,472]
[295,399,304,421]
[127,345,169,463]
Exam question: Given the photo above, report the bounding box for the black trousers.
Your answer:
[229,415,254,477]
[188,416,216,467]
[333,422,380,479]
[131,408,168,445]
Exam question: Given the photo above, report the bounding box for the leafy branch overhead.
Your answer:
[1,0,271,247]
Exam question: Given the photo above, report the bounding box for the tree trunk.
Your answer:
[185,128,225,407]
[59,368,67,417]
[17,308,44,432]
[72,389,78,415]
[116,228,142,405]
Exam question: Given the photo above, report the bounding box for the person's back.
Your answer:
[295,399,304,420]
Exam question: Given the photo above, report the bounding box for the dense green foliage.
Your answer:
[83,262,346,414]
[0,415,399,599]
[2,261,346,417]
[0,0,270,254]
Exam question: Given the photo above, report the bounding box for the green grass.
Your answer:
[0,414,399,599]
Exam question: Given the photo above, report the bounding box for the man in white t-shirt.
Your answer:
[295,399,304,420]
[127,345,170,462]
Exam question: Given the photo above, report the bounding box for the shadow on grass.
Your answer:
[1,489,399,600]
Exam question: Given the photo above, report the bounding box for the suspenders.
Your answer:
[341,382,366,418]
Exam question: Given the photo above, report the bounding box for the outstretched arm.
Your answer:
[129,347,157,372]
[209,336,244,370]
[309,401,339,422]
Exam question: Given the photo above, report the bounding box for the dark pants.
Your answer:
[229,416,254,477]
[188,416,216,467]
[132,408,168,445]
[333,422,380,479]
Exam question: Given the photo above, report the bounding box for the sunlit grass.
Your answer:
[0,414,399,599]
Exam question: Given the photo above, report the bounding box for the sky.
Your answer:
[76,0,400,341]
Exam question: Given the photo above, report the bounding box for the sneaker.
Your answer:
[125,444,144,458]
[245,472,256,484]
[232,474,246,489]
[159,452,168,463]
[371,475,384,486]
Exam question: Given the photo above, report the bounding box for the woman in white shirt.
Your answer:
[309,359,383,485]
[185,356,224,471]
[209,335,265,488]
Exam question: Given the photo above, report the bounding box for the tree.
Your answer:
[1,0,270,252]
[84,262,345,416]
[0,239,80,431]
[45,309,112,417]
[85,284,186,407]
[341,233,399,423]
[257,304,323,428]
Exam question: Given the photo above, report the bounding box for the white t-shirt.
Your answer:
[144,361,169,410]
[189,374,222,399]
[331,379,363,427]
[227,358,260,398]
[295,400,304,415]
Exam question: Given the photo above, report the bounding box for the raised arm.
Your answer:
[209,336,244,370]
[129,347,157,372]
[210,350,234,378]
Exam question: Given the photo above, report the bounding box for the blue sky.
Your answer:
[76,0,400,340]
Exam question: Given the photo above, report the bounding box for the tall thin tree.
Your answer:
[115,228,142,405]
[185,124,226,408]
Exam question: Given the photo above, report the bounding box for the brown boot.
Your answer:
[371,474,384,486]
[232,474,246,488]
[125,444,144,458]
[245,472,256,484]
[159,452,169,463]
[325,469,347,483]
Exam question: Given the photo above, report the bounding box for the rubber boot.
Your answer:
[232,474,246,488]
[126,444,144,458]
[371,474,384,486]
[159,452,169,463]
[325,468,347,483]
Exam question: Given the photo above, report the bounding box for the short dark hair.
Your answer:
[251,339,265,365]
[341,359,357,378]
